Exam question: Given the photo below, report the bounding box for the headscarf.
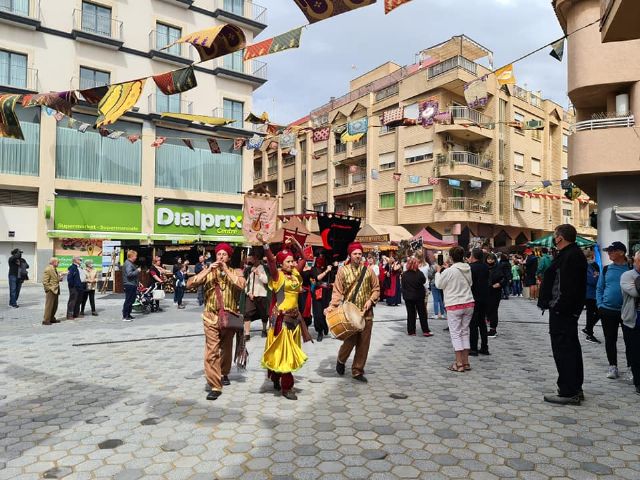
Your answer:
[276,249,293,265]
[215,243,233,256]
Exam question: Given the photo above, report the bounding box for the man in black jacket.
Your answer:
[538,224,587,405]
[468,248,490,355]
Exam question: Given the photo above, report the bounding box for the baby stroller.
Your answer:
[133,282,156,314]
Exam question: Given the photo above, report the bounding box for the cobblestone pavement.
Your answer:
[1,285,639,479]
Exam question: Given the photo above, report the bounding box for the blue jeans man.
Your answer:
[8,275,23,307]
[122,284,137,320]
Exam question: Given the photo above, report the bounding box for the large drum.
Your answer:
[327,301,365,340]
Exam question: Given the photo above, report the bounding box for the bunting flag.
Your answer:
[312,126,330,142]
[234,137,246,150]
[153,66,197,95]
[393,173,401,182]
[247,134,264,150]
[385,0,412,14]
[560,179,573,189]
[127,134,140,143]
[22,91,78,117]
[427,177,440,185]
[495,64,516,86]
[409,175,420,184]
[381,106,404,127]
[347,117,368,135]
[78,123,91,133]
[448,179,461,187]
[564,186,582,201]
[245,112,269,124]
[371,169,379,180]
[316,212,362,261]
[464,76,489,110]
[333,124,347,135]
[53,112,65,122]
[160,112,234,125]
[79,86,109,105]
[165,24,245,62]
[469,180,482,189]
[433,112,453,125]
[349,165,358,174]
[293,0,377,24]
[419,99,439,127]
[340,131,364,144]
[549,38,565,62]
[244,27,303,60]
[0,94,24,140]
[516,190,562,200]
[107,131,124,139]
[151,137,166,148]
[279,132,296,149]
[243,194,278,244]
[207,138,221,154]
[98,127,110,137]
[96,79,146,128]
[67,117,78,128]
[542,180,553,188]
[182,138,195,150]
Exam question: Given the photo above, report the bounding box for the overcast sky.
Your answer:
[252,0,569,124]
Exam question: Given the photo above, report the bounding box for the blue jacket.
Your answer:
[586,262,599,300]
[67,264,82,289]
[596,263,630,311]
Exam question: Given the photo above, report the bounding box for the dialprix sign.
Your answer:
[155,204,243,237]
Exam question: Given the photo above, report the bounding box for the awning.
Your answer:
[615,207,640,222]
[357,224,412,243]
[48,230,148,240]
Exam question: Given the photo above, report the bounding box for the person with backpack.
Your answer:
[620,251,640,396]
[597,241,633,380]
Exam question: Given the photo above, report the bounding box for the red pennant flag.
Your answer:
[393,173,402,182]
[182,138,195,150]
[98,127,110,137]
[233,137,246,150]
[207,138,221,154]
[127,134,140,144]
[151,137,166,148]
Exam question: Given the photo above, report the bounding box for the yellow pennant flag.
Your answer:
[340,131,364,144]
[495,64,516,86]
[96,79,146,128]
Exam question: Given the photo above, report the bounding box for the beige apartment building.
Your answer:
[253,36,596,249]
[0,0,267,280]
[553,0,640,255]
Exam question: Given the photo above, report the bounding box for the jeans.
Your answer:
[599,307,631,367]
[502,283,510,299]
[470,301,488,352]
[431,288,446,316]
[405,297,430,334]
[511,280,522,296]
[122,285,137,319]
[175,286,185,306]
[549,311,584,397]
[8,274,22,306]
[621,325,640,388]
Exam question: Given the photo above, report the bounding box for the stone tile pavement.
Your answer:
[0,285,639,479]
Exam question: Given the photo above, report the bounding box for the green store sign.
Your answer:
[155,204,243,237]
[54,197,142,233]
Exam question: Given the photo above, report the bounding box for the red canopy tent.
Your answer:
[412,228,457,250]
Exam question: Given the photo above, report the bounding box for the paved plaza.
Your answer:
[0,285,639,480]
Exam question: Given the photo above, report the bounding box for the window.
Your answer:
[379,192,395,209]
[380,124,396,135]
[404,142,433,164]
[312,170,327,185]
[405,187,433,206]
[0,49,27,88]
[156,87,180,113]
[562,133,569,152]
[532,126,542,141]
[531,197,541,213]
[514,111,525,134]
[284,179,295,192]
[514,152,524,171]
[314,203,327,213]
[514,195,524,210]
[223,0,244,15]
[562,204,573,223]
[375,83,398,102]
[283,154,295,166]
[223,98,244,127]
[156,23,181,56]
[224,50,245,72]
[379,152,396,171]
[81,1,112,37]
[451,188,464,198]
[404,102,419,121]
[562,167,568,180]
[79,66,110,90]
[531,157,541,176]
[0,0,29,15]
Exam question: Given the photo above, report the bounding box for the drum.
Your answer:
[327,301,365,340]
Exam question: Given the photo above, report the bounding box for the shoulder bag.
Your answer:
[214,281,243,330]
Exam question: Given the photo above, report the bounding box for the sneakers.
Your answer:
[623,370,634,384]
[487,329,497,338]
[582,328,601,343]
[606,366,619,379]
[423,331,433,337]
[122,318,133,322]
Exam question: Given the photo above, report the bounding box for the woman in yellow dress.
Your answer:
[260,236,312,400]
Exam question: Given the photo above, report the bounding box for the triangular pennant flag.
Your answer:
[98,127,110,137]
[107,130,124,139]
[78,123,91,133]
[495,64,516,86]
[385,0,412,14]
[393,173,402,182]
[182,138,195,150]
[542,180,553,188]
[234,137,246,150]
[244,27,303,61]
[54,111,65,122]
[207,138,221,154]
[96,79,146,128]
[153,66,197,95]
[166,25,245,62]
[151,137,166,148]
[127,134,140,143]
[79,86,109,105]
[549,38,565,62]
[245,112,269,124]
[22,91,78,117]
[293,0,376,24]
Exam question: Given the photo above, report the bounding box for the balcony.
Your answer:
[149,30,194,66]
[435,106,495,141]
[148,94,193,116]
[574,114,635,131]
[352,136,367,150]
[214,56,268,87]
[601,0,640,42]
[435,197,493,222]
[72,9,124,49]
[267,165,277,176]
[0,65,38,92]
[436,151,493,181]
[0,0,41,29]
[334,143,347,155]
[428,56,477,79]
[334,176,348,188]
[352,172,366,184]
[253,169,262,181]
[212,0,267,33]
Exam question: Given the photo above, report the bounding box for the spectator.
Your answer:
[194,255,206,306]
[66,257,83,320]
[428,261,447,320]
[149,256,167,313]
[582,250,601,343]
[524,249,539,300]
[173,257,182,304]
[468,248,490,356]
[486,253,505,338]
[511,259,522,297]
[8,248,27,308]
[175,264,187,309]
[539,224,587,405]
[435,246,474,373]
[536,247,553,283]
[417,253,431,318]
[499,254,512,300]
[384,255,403,306]
[243,251,270,340]
[310,256,333,342]
[80,260,98,317]
[596,241,631,380]
[401,257,432,337]
[620,251,640,396]
[77,260,87,317]
[122,250,140,322]
[42,257,62,325]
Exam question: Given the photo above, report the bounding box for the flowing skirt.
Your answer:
[261,318,308,374]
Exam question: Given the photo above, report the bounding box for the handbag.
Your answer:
[153,289,165,300]
[214,283,243,330]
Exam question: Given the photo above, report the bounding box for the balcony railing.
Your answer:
[0,64,38,91]
[214,0,267,24]
[352,173,366,184]
[439,197,492,213]
[0,0,40,20]
[574,115,635,131]
[253,169,262,180]
[334,176,348,187]
[449,106,493,125]
[73,9,123,41]
[428,55,477,79]
[217,56,268,80]
[375,83,399,102]
[335,143,347,154]
[353,136,367,149]
[267,165,277,176]
[148,94,193,115]
[148,30,194,61]
[438,151,492,170]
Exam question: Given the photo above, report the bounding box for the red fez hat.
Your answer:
[215,243,233,256]
[347,242,364,255]
[276,249,293,264]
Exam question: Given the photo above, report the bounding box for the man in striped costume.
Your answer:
[327,242,380,383]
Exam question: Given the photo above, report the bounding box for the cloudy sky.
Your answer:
[252,0,569,124]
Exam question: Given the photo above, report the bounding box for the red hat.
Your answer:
[276,249,294,264]
[347,242,364,255]
[215,243,233,256]
[524,248,533,255]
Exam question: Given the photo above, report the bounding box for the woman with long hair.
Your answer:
[402,257,432,336]
[384,255,403,306]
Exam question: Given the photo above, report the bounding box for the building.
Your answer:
[553,0,640,255]
[253,36,596,250]
[0,0,267,280]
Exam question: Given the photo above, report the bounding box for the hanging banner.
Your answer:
[0,94,24,140]
[381,106,404,127]
[340,131,364,144]
[418,99,439,127]
[153,66,197,95]
[317,212,362,261]
[312,126,331,142]
[292,0,377,24]
[165,24,245,62]
[79,86,109,105]
[160,112,234,125]
[244,27,303,60]
[247,135,264,150]
[347,117,368,135]
[385,0,412,14]
[243,194,278,245]
[96,79,146,128]
[464,76,489,110]
[22,91,78,117]
[207,138,221,154]
[495,64,516,86]
[279,132,296,149]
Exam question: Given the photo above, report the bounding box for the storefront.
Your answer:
[0,192,39,281]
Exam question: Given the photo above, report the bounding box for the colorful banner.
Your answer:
[244,27,303,60]
[243,194,278,244]
[0,94,24,140]
[96,79,146,128]
[293,0,377,24]
[347,117,368,135]
[167,24,245,62]
[79,86,108,105]
[385,0,412,14]
[464,76,489,110]
[419,99,439,127]
[340,131,364,144]
[312,126,330,142]
[316,212,362,261]
[495,64,516,86]
[247,134,264,150]
[153,66,197,95]
[381,107,404,127]
[279,132,296,149]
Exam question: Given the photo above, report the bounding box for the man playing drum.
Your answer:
[326,242,380,383]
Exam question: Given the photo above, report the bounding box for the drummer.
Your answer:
[326,242,380,383]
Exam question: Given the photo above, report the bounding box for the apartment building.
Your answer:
[253,36,596,249]
[553,0,640,255]
[0,0,267,279]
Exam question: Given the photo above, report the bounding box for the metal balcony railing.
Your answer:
[428,55,477,78]
[439,197,492,213]
[449,106,493,125]
[352,173,366,184]
[214,0,267,23]
[0,0,40,19]
[334,143,347,154]
[574,115,635,131]
[218,55,268,80]
[267,165,277,176]
[438,151,493,170]
[0,63,37,91]
[73,9,123,41]
[148,94,193,115]
[148,30,194,60]
[353,136,367,149]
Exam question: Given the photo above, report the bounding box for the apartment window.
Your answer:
[404,142,433,164]
[379,152,396,171]
[314,203,327,213]
[81,1,112,37]
[531,197,541,213]
[514,152,524,171]
[531,157,541,176]
[0,0,29,15]
[79,66,110,90]
[375,83,399,102]
[532,126,542,142]
[156,23,181,56]
[452,187,464,198]
[562,205,573,223]
[224,0,244,15]
[405,187,433,206]
[223,98,244,127]
[562,133,569,152]
[156,87,180,113]
[379,192,395,209]
[284,179,295,192]
[283,154,295,166]
[380,124,396,135]
[514,111,525,135]
[224,50,244,72]
[562,167,568,180]
[0,49,27,88]
[312,170,327,185]
[404,102,419,121]
[514,195,524,210]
